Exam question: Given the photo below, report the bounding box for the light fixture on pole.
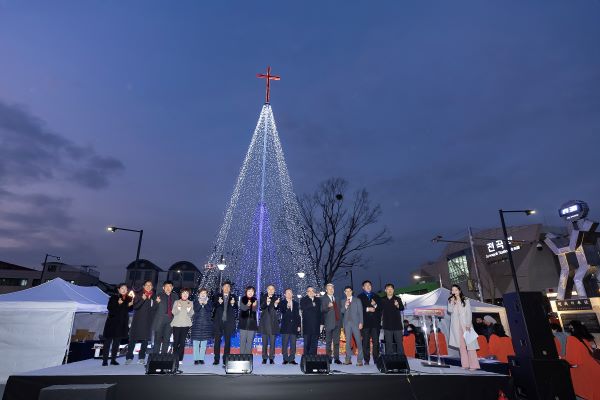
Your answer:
[107,226,144,289]
[498,209,536,294]
[217,255,227,288]
[40,253,61,285]
[413,275,422,280]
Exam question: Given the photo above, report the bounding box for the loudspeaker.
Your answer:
[145,353,178,375]
[508,356,575,400]
[503,292,558,359]
[224,354,253,374]
[39,384,116,400]
[376,354,410,374]
[300,355,330,374]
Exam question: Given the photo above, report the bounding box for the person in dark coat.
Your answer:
[357,280,381,365]
[380,283,404,355]
[239,286,258,355]
[191,288,213,365]
[321,283,342,364]
[212,281,238,365]
[300,286,321,355]
[101,283,133,366]
[152,280,178,354]
[279,288,301,364]
[125,280,157,365]
[259,284,280,364]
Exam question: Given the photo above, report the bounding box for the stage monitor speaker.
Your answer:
[39,384,116,400]
[508,356,575,400]
[300,355,330,374]
[224,354,253,374]
[503,292,558,360]
[145,353,178,375]
[376,354,410,374]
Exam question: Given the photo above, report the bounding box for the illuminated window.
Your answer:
[448,255,469,284]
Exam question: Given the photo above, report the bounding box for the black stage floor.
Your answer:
[3,356,514,400]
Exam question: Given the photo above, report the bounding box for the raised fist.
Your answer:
[142,294,147,300]
[230,297,235,305]
[156,296,161,303]
[218,297,224,304]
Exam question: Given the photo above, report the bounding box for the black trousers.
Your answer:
[153,319,173,354]
[262,334,276,360]
[126,339,148,360]
[213,326,232,362]
[361,327,380,362]
[281,334,297,362]
[103,337,121,362]
[303,334,318,355]
[384,329,404,355]
[172,326,189,362]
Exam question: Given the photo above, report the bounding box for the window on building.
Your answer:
[0,278,28,286]
[47,265,57,272]
[448,255,469,284]
[129,271,141,281]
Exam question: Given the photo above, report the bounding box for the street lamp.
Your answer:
[498,209,535,294]
[177,269,183,289]
[107,226,144,289]
[413,275,421,280]
[40,253,61,285]
[217,255,227,288]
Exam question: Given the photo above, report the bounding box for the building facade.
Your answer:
[167,261,202,290]
[411,224,599,304]
[0,260,102,295]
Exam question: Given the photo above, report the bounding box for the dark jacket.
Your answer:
[380,295,404,331]
[279,299,301,335]
[357,291,382,329]
[129,291,157,341]
[191,299,213,341]
[102,294,132,339]
[151,291,179,331]
[259,295,281,335]
[212,292,238,334]
[239,296,258,331]
[300,296,321,335]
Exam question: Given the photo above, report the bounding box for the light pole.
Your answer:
[498,209,535,294]
[40,253,61,285]
[177,270,183,289]
[217,255,227,289]
[107,226,144,289]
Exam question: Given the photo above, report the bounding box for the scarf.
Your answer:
[363,291,373,300]
[167,294,173,318]
[143,290,153,299]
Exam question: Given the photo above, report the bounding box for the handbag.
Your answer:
[463,329,478,345]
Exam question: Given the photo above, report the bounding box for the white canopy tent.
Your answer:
[399,287,510,344]
[0,278,109,383]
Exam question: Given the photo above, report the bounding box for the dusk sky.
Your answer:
[1,1,599,287]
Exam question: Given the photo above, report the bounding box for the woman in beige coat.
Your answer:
[447,284,480,370]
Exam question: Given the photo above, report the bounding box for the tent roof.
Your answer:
[401,287,503,313]
[0,278,108,313]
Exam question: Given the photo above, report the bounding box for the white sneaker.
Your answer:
[125,359,132,365]
[138,359,146,365]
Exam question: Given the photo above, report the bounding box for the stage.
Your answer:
[3,355,514,400]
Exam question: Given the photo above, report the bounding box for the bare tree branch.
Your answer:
[299,178,392,285]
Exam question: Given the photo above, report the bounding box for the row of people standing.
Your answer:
[101,278,407,367]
